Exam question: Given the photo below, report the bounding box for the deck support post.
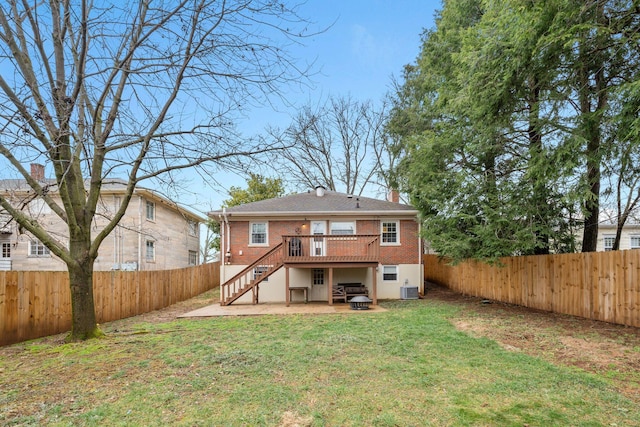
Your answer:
[371,265,378,305]
[285,267,290,307]
[328,267,334,305]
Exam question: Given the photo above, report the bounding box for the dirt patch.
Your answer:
[424,283,640,402]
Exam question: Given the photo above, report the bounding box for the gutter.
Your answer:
[208,210,419,219]
[138,195,142,270]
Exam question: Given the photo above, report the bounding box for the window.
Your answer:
[188,250,198,265]
[603,235,615,251]
[253,266,269,282]
[1,242,10,258]
[312,269,325,286]
[146,200,155,221]
[29,240,50,256]
[250,222,268,245]
[631,236,640,249]
[188,220,198,237]
[330,221,355,235]
[145,240,155,261]
[382,265,398,281]
[381,221,399,244]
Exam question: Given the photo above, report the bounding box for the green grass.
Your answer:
[1,298,638,426]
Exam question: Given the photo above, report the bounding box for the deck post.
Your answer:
[285,267,290,307]
[371,265,378,305]
[328,267,334,305]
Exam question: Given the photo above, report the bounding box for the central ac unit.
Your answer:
[400,285,419,300]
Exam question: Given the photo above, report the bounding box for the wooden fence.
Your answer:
[424,251,640,328]
[0,262,220,346]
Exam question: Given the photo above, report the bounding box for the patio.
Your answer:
[179,302,387,318]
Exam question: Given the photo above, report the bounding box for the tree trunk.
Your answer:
[67,227,101,341]
[528,76,550,255]
[581,158,601,253]
[67,260,101,340]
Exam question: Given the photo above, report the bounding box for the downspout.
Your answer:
[219,207,230,304]
[138,195,142,271]
[113,195,118,268]
[220,207,230,265]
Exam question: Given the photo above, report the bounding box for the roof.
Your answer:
[209,189,418,219]
[0,177,206,222]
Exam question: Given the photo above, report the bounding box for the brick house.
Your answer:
[210,186,422,306]
[0,164,203,271]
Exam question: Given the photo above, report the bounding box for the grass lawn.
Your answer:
[1,286,639,426]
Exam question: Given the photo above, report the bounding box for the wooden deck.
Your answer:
[282,234,380,266]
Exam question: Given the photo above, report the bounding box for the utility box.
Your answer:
[400,282,419,300]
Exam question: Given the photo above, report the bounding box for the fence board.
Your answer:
[1,262,220,346]
[424,251,640,328]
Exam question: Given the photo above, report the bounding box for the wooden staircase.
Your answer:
[220,243,284,306]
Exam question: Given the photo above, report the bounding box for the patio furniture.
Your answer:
[339,283,369,300]
[332,285,347,303]
[289,286,308,303]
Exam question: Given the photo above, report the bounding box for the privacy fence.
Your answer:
[424,251,640,328]
[0,262,220,346]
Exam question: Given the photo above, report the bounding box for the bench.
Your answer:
[333,282,368,303]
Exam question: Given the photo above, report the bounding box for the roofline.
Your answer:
[1,180,206,222]
[106,188,207,222]
[208,210,419,220]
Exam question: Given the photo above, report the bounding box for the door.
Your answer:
[311,220,326,256]
[0,239,11,271]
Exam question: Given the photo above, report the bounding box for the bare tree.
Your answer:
[0,0,314,340]
[271,95,392,196]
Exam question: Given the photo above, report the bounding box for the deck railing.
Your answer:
[282,234,380,264]
[220,243,284,305]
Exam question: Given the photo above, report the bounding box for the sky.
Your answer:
[186,0,441,214]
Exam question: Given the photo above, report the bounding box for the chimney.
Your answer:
[388,189,400,203]
[30,163,45,181]
[315,185,326,197]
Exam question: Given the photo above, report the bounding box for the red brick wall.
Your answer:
[379,220,420,265]
[226,220,303,264]
[226,218,419,266]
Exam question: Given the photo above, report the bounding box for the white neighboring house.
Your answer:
[597,223,640,252]
[0,164,204,271]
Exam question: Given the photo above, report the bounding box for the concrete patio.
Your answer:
[179,302,387,318]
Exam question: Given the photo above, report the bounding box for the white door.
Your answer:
[311,221,326,256]
[0,240,11,271]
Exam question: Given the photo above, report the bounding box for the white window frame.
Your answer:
[603,235,615,252]
[330,221,355,235]
[381,220,400,245]
[29,240,51,257]
[249,222,269,246]
[382,265,398,282]
[188,220,198,237]
[188,250,198,265]
[145,240,155,261]
[253,265,269,282]
[146,200,155,221]
[2,242,11,259]
[312,269,325,286]
[631,235,640,249]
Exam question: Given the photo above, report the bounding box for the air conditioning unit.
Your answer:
[400,285,419,300]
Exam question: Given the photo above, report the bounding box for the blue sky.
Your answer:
[192,0,441,212]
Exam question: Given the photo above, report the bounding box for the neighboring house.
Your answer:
[597,223,640,252]
[210,186,422,306]
[0,164,203,271]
